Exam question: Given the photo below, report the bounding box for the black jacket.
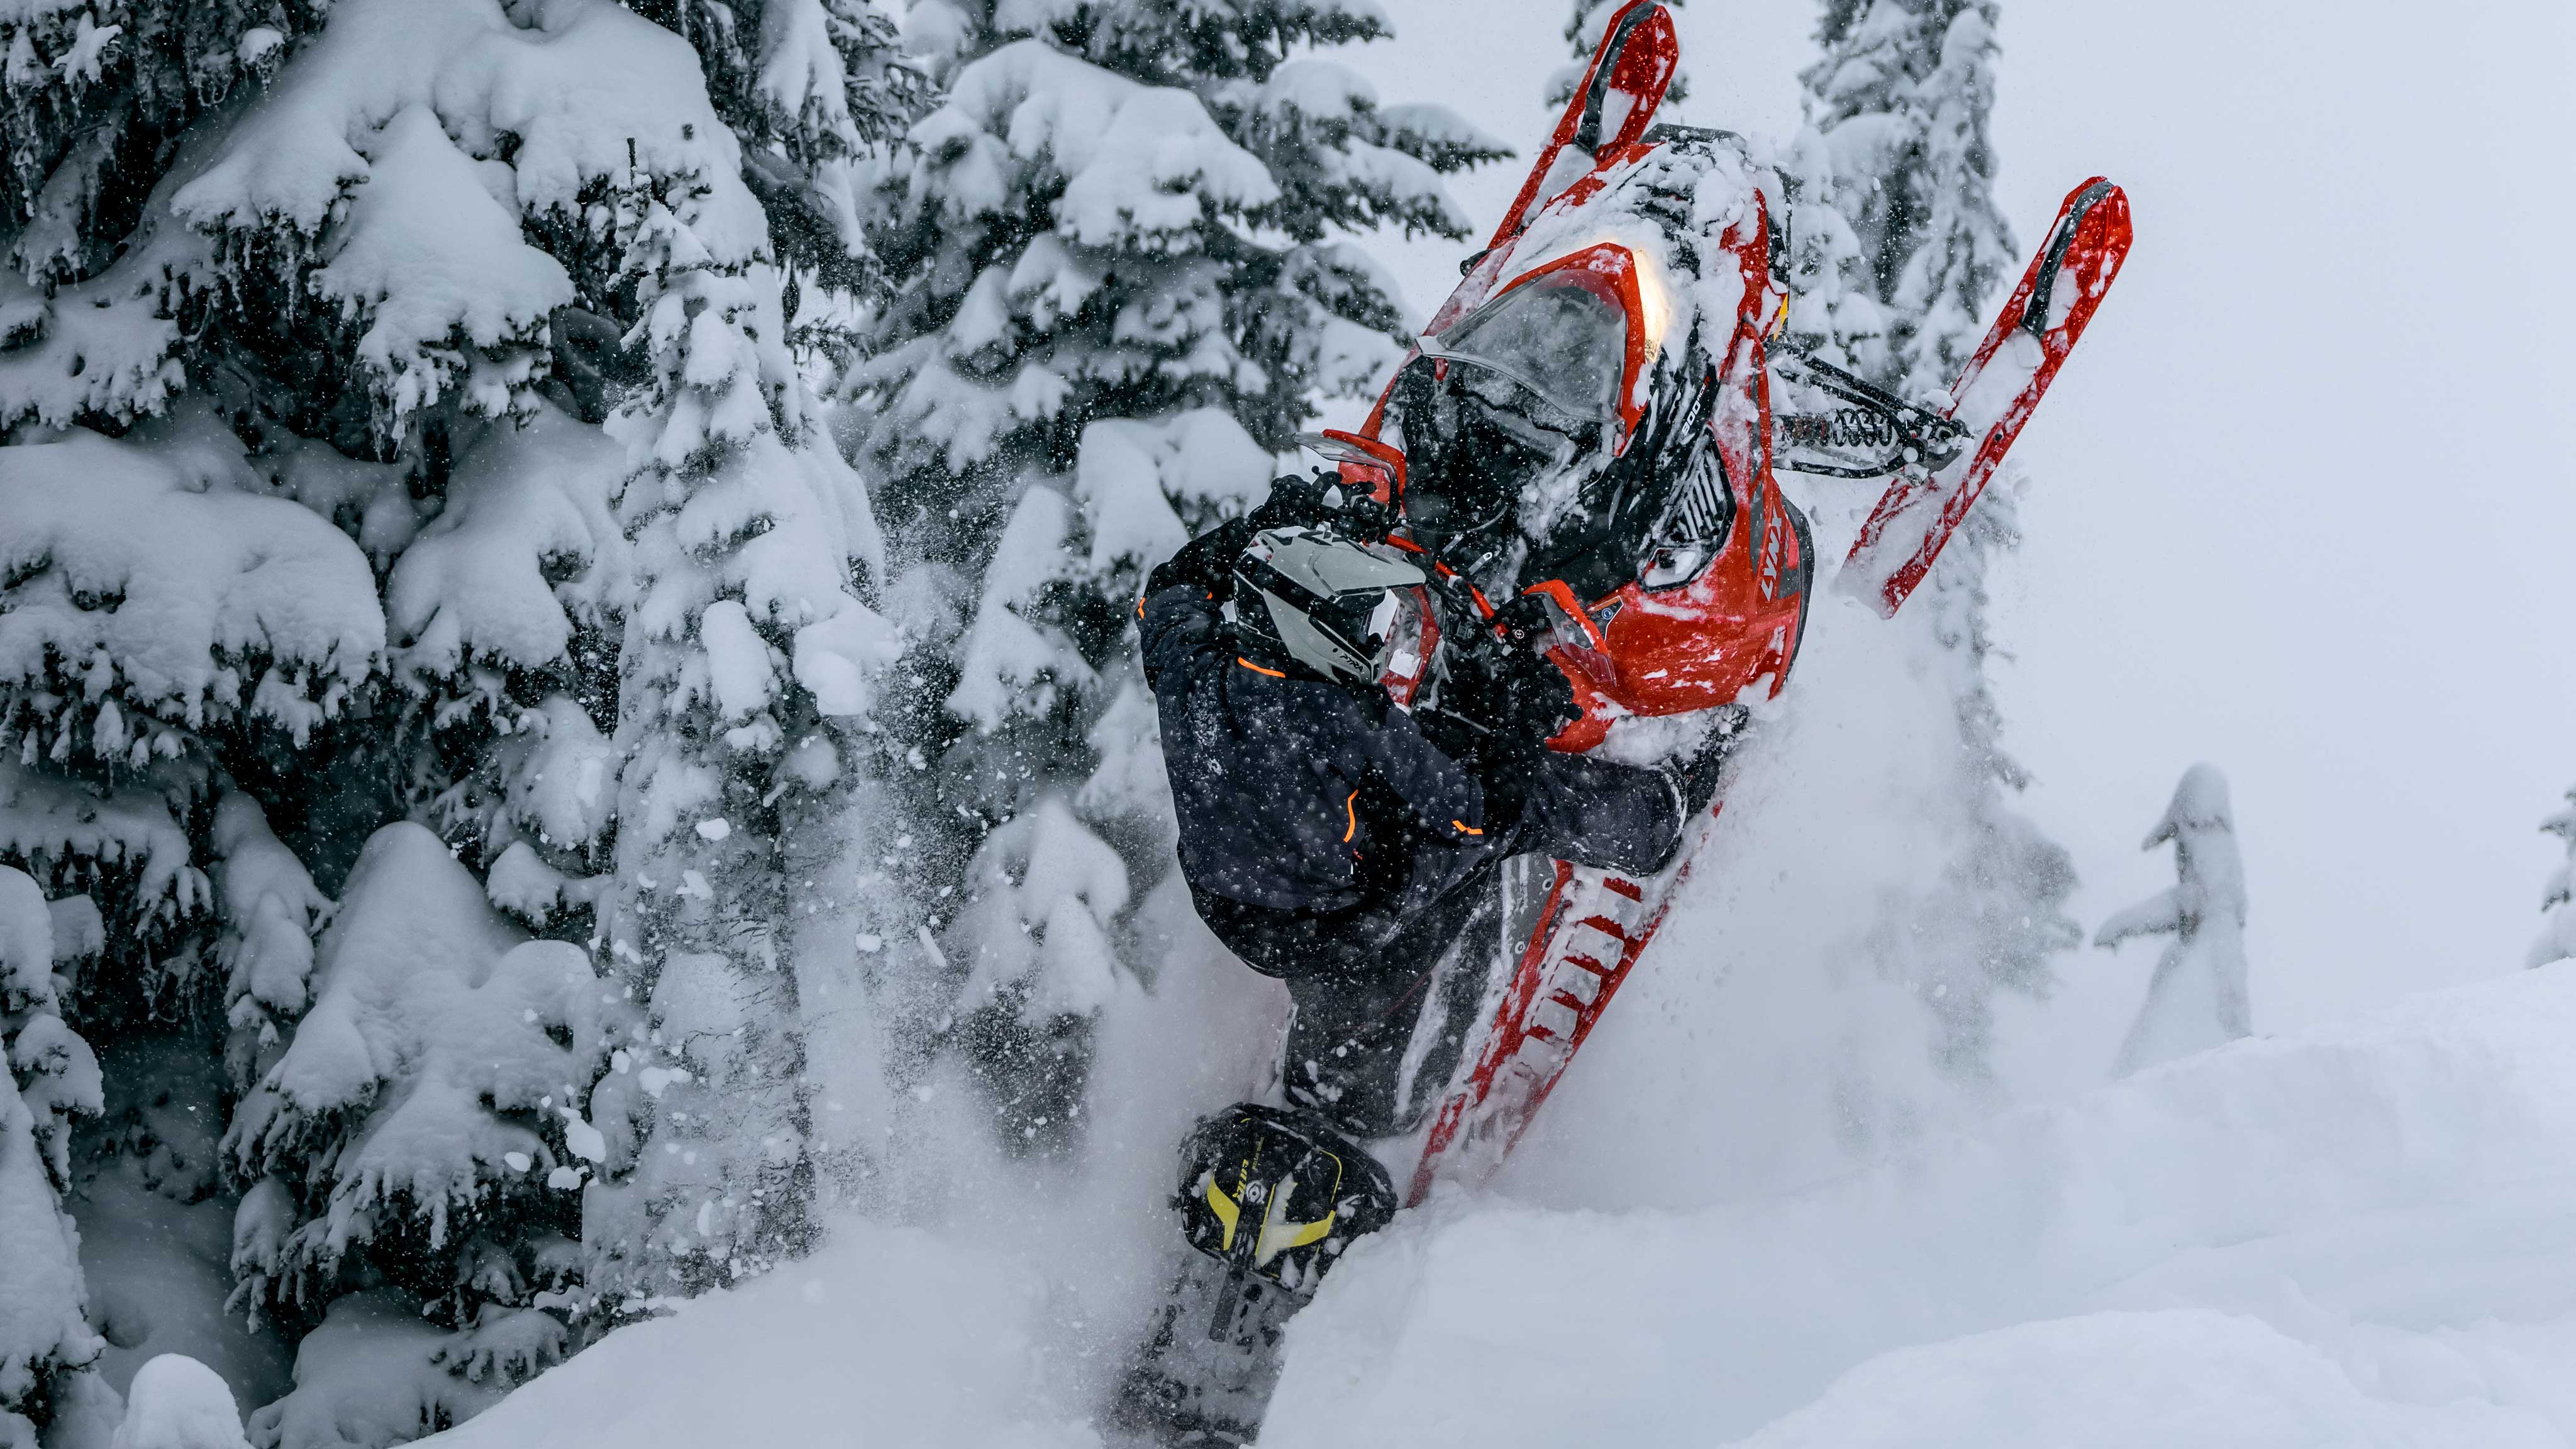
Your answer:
[1140,555,1694,985]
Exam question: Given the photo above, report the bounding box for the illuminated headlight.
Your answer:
[1630,251,1675,364]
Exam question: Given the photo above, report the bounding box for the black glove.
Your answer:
[1145,515,1257,602]
[1424,596,1580,765]
[1249,469,1396,538]
[1143,475,1396,607]
[1663,707,1745,819]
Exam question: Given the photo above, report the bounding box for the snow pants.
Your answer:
[1192,775,1665,1140]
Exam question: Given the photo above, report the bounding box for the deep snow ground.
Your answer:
[430,964,2576,1448]
[418,482,2576,1446]
[1264,965,2576,1446]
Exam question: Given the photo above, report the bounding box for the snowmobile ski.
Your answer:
[1837,177,2134,617]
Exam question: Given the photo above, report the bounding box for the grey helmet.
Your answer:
[1226,526,1428,686]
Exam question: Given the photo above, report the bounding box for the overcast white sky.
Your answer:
[1331,0,2576,1089]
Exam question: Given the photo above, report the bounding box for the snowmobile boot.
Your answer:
[1111,1104,1398,1444]
[1173,1102,1397,1296]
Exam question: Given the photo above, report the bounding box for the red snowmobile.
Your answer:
[1116,3,2128,1438]
[1323,0,2128,1207]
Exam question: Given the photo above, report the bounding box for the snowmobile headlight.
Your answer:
[1640,542,1713,589]
[1628,250,1674,369]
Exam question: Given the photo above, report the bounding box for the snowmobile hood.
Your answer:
[1319,1,1820,755]
[1372,128,1782,595]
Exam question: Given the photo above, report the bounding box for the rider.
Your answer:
[1136,345,1736,1140]
[1116,109,1816,1446]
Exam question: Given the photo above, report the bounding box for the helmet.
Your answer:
[1323,3,1818,748]
[1226,526,1428,687]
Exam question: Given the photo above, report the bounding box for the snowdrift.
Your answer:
[427,963,2576,1447]
[1265,963,2576,1447]
[428,1221,1092,1449]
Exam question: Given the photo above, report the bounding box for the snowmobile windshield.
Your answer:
[1420,269,1631,426]
[1382,354,1591,553]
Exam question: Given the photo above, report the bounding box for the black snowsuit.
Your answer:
[1140,521,1699,1136]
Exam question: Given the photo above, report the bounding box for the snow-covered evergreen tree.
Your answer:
[1,0,909,1430]
[631,0,926,355]
[2,4,321,301]
[0,423,360,1431]
[580,137,897,1306]
[227,824,610,1438]
[844,0,1501,1150]
[2094,763,2248,1075]
[2529,783,2575,969]
[1,865,104,1438]
[1796,0,2017,396]
[1789,0,2078,1084]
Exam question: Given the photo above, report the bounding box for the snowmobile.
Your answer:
[1113,3,2130,1439]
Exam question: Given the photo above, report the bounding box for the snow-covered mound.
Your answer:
[1263,963,2576,1447]
[428,1221,1094,1449]
[425,965,2576,1447]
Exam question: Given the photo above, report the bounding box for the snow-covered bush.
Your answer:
[847,0,1502,1150]
[1,865,104,1438]
[226,826,614,1357]
[0,423,362,1075]
[2531,784,2576,969]
[3,0,912,1430]
[0,420,344,1433]
[2094,763,2249,1075]
[112,1354,249,1449]
[1785,0,2079,1092]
